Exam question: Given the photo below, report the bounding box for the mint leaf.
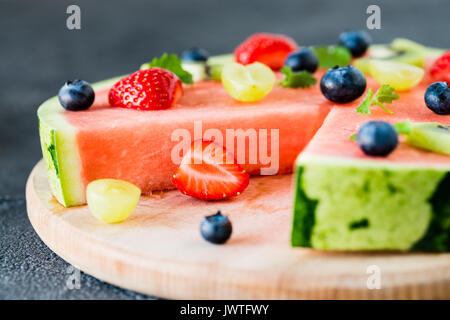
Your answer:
[349,133,357,141]
[278,66,317,88]
[356,85,398,115]
[140,53,193,84]
[394,120,411,135]
[372,84,399,114]
[312,46,352,69]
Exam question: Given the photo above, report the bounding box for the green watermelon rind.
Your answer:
[291,166,317,247]
[37,75,124,207]
[291,154,450,251]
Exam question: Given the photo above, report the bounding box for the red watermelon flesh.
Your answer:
[302,75,450,167]
[38,61,447,207]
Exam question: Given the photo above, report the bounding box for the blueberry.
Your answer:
[284,48,319,73]
[320,65,366,103]
[181,47,209,62]
[425,82,450,115]
[200,211,232,244]
[58,79,95,111]
[338,30,372,58]
[357,121,398,156]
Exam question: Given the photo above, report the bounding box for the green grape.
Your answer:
[86,179,141,223]
[221,62,275,102]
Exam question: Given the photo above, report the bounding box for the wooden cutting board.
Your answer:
[26,160,450,299]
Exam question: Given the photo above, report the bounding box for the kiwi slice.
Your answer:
[406,122,450,155]
[206,54,235,81]
[354,38,427,74]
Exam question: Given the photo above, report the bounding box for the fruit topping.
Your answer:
[320,65,366,103]
[86,179,141,223]
[357,121,398,156]
[312,46,352,69]
[181,47,209,62]
[284,48,319,73]
[221,62,276,102]
[356,84,399,115]
[338,30,372,58]
[109,68,182,110]
[391,38,426,55]
[179,48,210,82]
[140,53,193,84]
[200,211,232,244]
[181,61,209,82]
[278,66,316,88]
[172,140,250,201]
[430,51,450,83]
[234,33,298,70]
[354,38,426,74]
[369,60,424,91]
[405,122,450,155]
[58,79,95,111]
[425,82,450,115]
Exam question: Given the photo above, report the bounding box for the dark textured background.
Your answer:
[1,0,449,299]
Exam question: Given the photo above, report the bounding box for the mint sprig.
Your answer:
[356,84,399,115]
[311,46,352,69]
[140,53,193,84]
[278,66,317,88]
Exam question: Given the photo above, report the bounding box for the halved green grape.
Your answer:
[86,179,141,223]
[221,62,276,102]
[353,39,427,74]
[406,122,450,155]
[369,60,424,91]
[353,59,372,75]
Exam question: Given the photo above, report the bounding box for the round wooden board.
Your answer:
[26,160,450,299]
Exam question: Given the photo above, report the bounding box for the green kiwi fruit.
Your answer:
[354,38,428,74]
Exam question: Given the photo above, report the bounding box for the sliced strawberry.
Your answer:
[109,68,182,110]
[430,50,450,83]
[234,33,298,70]
[172,140,250,200]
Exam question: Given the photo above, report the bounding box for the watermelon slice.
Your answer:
[38,76,331,207]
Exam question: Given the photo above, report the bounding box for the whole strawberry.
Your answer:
[109,68,182,110]
[234,33,298,71]
[431,51,450,83]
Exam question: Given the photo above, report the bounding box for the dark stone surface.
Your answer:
[0,0,449,299]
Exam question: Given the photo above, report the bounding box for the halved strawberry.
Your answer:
[172,140,250,200]
[234,33,298,70]
[430,50,450,83]
[109,68,182,110]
